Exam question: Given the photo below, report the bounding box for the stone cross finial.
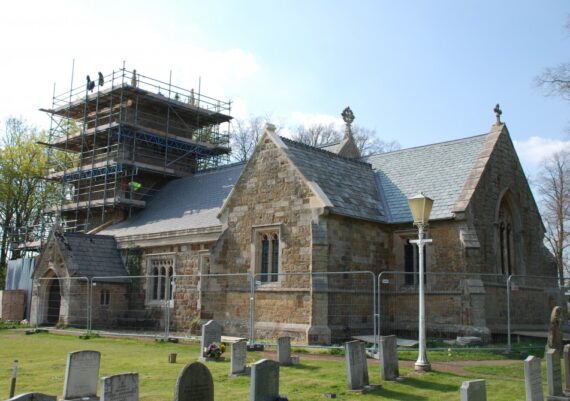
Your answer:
[493,104,502,124]
[341,107,355,139]
[342,107,355,125]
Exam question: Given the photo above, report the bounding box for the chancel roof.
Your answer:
[365,134,488,223]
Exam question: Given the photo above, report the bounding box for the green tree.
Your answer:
[0,117,59,287]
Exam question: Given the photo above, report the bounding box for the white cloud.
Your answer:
[0,2,260,128]
[513,136,570,170]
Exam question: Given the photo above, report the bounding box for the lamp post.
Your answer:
[408,192,434,372]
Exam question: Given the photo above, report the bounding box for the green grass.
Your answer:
[0,330,554,400]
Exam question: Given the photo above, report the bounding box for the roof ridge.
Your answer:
[280,136,371,167]
[196,161,246,175]
[318,140,342,148]
[65,232,116,239]
[364,132,489,160]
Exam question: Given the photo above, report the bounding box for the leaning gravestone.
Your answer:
[174,362,214,401]
[524,355,544,401]
[379,335,399,381]
[548,306,563,355]
[277,337,292,366]
[229,340,249,376]
[345,340,369,391]
[564,345,570,394]
[200,320,222,360]
[250,359,279,401]
[62,350,101,401]
[460,379,486,401]
[100,373,138,401]
[8,393,56,401]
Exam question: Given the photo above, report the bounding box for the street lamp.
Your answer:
[408,192,434,372]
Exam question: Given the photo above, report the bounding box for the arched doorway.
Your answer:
[46,278,61,325]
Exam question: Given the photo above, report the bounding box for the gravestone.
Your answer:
[524,355,544,401]
[8,393,56,401]
[277,337,292,366]
[345,340,369,391]
[379,335,399,381]
[548,307,563,355]
[229,340,249,376]
[564,344,570,393]
[460,379,487,401]
[250,359,280,401]
[174,362,214,401]
[547,348,563,398]
[100,373,138,401]
[62,350,101,401]
[199,320,222,360]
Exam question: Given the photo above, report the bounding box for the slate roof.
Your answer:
[280,137,385,222]
[102,163,243,237]
[320,141,342,153]
[365,133,488,223]
[54,231,129,281]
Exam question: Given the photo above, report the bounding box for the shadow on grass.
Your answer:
[368,386,428,401]
[285,363,320,371]
[398,376,458,392]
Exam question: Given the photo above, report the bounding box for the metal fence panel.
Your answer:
[33,276,90,330]
[378,271,509,348]
[90,275,168,337]
[253,271,376,345]
[170,273,252,339]
[507,275,565,349]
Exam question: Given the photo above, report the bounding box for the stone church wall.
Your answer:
[207,136,316,342]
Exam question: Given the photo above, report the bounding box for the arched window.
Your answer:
[498,197,515,275]
[159,267,167,300]
[147,255,176,303]
[255,228,281,283]
[152,267,159,300]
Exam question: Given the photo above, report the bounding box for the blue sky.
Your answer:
[1,0,569,176]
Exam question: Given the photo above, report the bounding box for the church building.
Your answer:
[27,70,556,344]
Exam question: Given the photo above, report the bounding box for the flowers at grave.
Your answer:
[205,342,225,359]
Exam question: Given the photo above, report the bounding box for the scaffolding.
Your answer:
[11,65,232,249]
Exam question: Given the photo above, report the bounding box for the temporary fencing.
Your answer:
[30,271,563,350]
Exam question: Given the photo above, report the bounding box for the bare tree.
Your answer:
[229,116,266,162]
[292,123,341,147]
[535,63,570,101]
[535,17,570,101]
[352,125,401,156]
[537,151,570,286]
[292,123,400,157]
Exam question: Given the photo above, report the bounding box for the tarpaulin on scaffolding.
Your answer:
[6,257,36,319]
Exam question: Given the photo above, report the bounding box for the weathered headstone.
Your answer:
[62,350,101,401]
[379,335,399,381]
[345,340,369,391]
[100,373,138,401]
[8,393,56,401]
[229,340,249,376]
[564,345,570,394]
[546,348,567,399]
[524,355,544,401]
[174,362,214,401]
[460,379,487,401]
[200,320,222,359]
[277,337,292,366]
[250,359,279,401]
[548,307,563,355]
